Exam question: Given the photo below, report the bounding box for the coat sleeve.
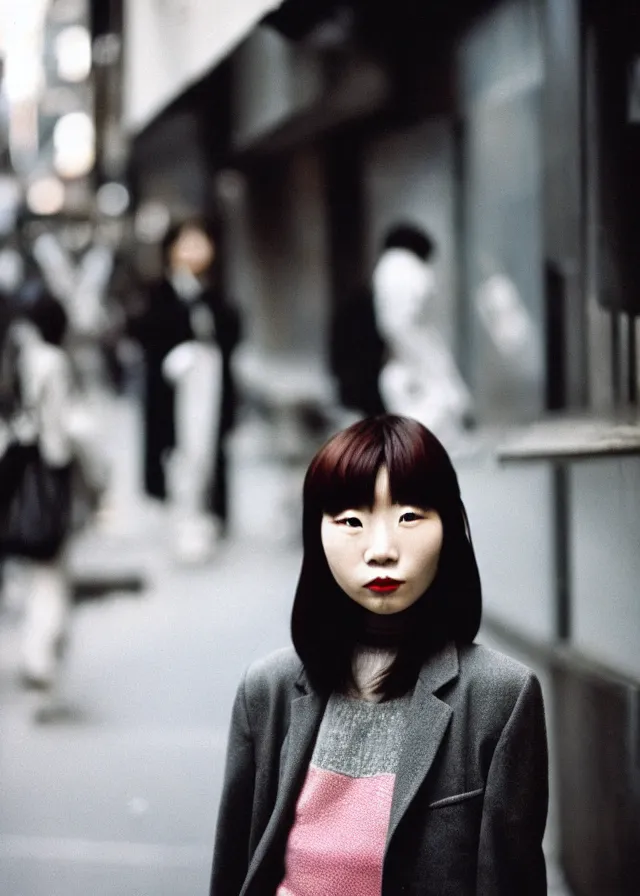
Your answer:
[476,672,549,895]
[210,673,256,896]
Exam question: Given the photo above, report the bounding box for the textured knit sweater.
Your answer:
[276,682,411,896]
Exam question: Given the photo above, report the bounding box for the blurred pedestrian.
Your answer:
[129,219,241,559]
[210,415,548,896]
[372,223,474,447]
[330,223,473,446]
[0,285,75,689]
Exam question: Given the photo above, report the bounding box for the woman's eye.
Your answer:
[337,516,362,528]
[400,511,423,523]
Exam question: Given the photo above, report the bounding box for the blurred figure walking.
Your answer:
[0,285,105,690]
[129,219,240,562]
[330,223,473,448]
[372,223,473,447]
[0,286,73,689]
[19,291,73,689]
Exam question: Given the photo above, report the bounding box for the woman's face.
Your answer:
[169,225,214,275]
[320,466,443,615]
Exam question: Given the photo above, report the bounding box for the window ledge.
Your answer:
[496,412,640,463]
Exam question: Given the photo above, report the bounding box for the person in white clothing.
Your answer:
[162,223,224,563]
[372,224,474,449]
[10,289,76,689]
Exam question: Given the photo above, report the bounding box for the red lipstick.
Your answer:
[365,577,404,593]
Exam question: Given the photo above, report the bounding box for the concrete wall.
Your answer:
[570,457,640,682]
[220,147,332,418]
[457,451,556,641]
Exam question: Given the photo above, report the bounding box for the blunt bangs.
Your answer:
[304,429,383,517]
[384,421,458,513]
[304,415,458,518]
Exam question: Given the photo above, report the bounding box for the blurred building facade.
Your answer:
[120,2,640,894]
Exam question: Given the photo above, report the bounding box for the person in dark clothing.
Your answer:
[128,220,240,530]
[128,275,192,501]
[330,282,386,417]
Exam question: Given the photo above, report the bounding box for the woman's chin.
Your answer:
[356,592,417,616]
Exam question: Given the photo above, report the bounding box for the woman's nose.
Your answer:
[364,523,399,565]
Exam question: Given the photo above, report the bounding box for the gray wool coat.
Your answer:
[209,641,548,896]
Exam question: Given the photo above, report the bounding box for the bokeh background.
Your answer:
[1,2,639,895]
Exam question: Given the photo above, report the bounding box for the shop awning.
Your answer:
[123,0,283,134]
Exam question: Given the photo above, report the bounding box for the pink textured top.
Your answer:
[276,692,410,896]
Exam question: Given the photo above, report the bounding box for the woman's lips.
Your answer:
[365,577,404,593]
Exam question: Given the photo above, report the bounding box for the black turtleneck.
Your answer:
[354,599,423,650]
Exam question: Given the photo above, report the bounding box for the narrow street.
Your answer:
[0,396,572,895]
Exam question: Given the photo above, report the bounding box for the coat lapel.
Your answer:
[241,685,326,896]
[386,642,459,848]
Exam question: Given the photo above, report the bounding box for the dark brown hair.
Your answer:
[291,415,481,698]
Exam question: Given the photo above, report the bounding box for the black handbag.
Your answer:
[0,440,73,561]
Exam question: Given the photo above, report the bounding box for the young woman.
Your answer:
[210,415,548,896]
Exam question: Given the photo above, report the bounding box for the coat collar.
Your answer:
[241,642,460,896]
[415,638,459,693]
